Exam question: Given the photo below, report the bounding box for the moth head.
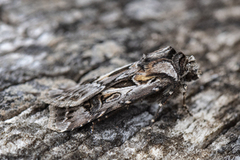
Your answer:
[179,54,201,82]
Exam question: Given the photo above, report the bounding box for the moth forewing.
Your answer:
[44,46,200,132]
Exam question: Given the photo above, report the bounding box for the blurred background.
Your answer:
[0,0,239,88]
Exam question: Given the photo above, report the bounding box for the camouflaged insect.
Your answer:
[43,46,200,132]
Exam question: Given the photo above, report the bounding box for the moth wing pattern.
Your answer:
[45,64,141,132]
[44,46,200,132]
[48,103,91,132]
[48,78,174,132]
[44,83,105,108]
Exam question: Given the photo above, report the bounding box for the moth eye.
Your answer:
[104,93,121,103]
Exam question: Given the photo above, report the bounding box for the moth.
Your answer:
[43,46,200,132]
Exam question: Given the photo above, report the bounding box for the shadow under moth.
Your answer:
[43,46,200,132]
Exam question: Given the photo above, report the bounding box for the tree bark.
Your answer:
[0,0,239,159]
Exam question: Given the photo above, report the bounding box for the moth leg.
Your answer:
[151,86,176,124]
[151,96,170,124]
[151,102,163,123]
[89,111,106,133]
[91,122,95,133]
[182,84,192,116]
[90,112,109,133]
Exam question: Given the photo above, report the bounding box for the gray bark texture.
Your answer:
[0,0,240,159]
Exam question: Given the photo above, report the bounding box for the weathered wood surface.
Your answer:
[0,0,240,159]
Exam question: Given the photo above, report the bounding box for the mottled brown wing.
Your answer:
[48,76,175,132]
[46,46,201,132]
[43,83,105,108]
[48,104,92,132]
